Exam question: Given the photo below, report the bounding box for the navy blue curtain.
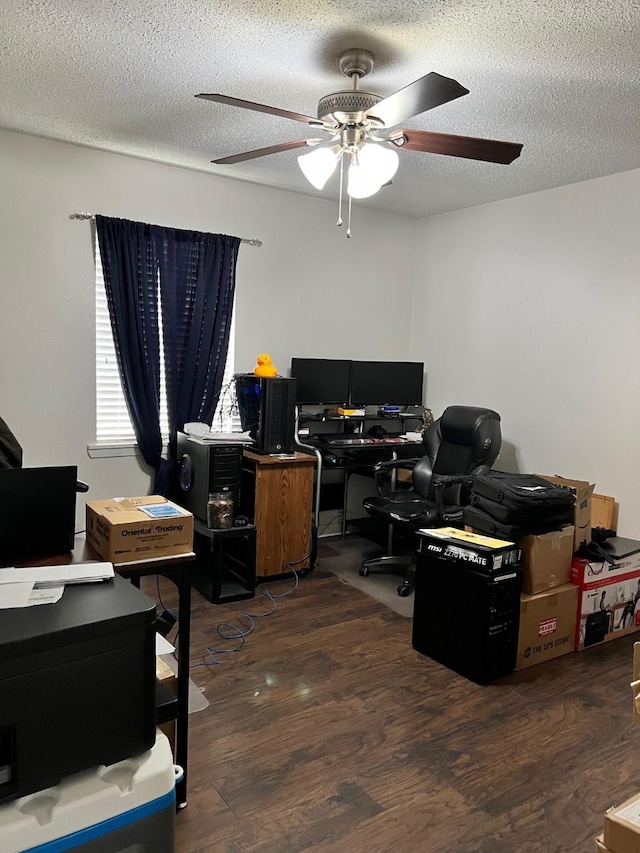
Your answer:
[96,215,240,496]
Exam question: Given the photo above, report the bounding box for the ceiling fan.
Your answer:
[196,49,523,234]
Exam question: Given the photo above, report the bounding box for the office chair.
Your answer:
[359,406,502,596]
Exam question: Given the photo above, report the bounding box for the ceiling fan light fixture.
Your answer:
[346,143,399,199]
[358,142,400,184]
[346,161,382,199]
[298,146,340,190]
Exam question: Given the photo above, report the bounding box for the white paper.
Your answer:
[156,633,175,655]
[0,581,34,609]
[26,585,65,606]
[0,562,114,587]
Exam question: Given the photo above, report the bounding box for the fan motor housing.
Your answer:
[317,90,383,125]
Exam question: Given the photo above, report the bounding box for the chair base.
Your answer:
[359,555,416,597]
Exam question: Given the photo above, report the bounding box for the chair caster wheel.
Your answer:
[397,584,412,597]
[359,566,370,577]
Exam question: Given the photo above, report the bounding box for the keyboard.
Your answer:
[320,435,408,446]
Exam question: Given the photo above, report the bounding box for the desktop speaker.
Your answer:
[235,375,296,455]
[175,433,243,523]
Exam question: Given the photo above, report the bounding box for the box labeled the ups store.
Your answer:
[516,584,578,670]
[604,792,640,853]
[86,495,194,563]
[418,527,521,573]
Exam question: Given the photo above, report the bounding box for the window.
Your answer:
[94,235,236,446]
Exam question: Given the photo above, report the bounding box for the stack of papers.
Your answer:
[0,562,115,610]
[183,422,254,443]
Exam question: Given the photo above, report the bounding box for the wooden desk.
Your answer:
[6,536,195,810]
[241,450,315,579]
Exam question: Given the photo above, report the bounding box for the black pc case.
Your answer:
[412,530,522,684]
[234,374,296,455]
[176,432,243,523]
[0,575,156,803]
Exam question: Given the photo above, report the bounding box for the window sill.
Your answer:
[87,443,169,459]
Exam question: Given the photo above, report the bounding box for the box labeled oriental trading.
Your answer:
[571,537,640,651]
[87,495,194,563]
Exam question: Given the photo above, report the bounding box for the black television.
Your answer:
[290,358,351,405]
[349,361,424,406]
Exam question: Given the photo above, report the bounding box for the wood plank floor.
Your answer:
[145,537,640,853]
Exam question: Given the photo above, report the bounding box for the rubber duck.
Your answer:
[254,353,278,377]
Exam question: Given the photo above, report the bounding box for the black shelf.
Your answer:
[191,521,257,604]
[156,679,178,725]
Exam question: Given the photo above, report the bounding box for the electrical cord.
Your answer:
[190,549,310,668]
[153,548,312,669]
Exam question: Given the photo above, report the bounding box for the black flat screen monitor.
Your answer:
[0,466,77,561]
[349,361,424,406]
[290,358,351,405]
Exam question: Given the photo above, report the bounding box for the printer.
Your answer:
[0,576,156,803]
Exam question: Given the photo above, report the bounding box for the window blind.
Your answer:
[95,234,237,442]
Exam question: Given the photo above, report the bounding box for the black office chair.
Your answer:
[359,406,502,596]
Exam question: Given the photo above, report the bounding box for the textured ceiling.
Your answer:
[1,0,639,218]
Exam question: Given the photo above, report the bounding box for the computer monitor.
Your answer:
[290,358,351,405]
[0,466,78,561]
[349,361,424,406]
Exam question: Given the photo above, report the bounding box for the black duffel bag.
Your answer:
[470,471,575,512]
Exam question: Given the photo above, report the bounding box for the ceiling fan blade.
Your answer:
[212,139,323,165]
[365,72,469,127]
[397,129,523,164]
[196,93,319,125]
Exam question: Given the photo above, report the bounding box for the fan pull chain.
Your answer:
[347,194,352,238]
[336,153,344,227]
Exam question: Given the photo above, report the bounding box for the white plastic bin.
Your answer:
[0,731,176,853]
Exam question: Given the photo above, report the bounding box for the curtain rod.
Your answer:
[69,213,262,247]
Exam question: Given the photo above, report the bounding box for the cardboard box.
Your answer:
[86,495,194,563]
[632,643,640,726]
[417,527,521,573]
[604,792,640,853]
[593,493,617,530]
[572,553,640,651]
[594,834,613,852]
[516,584,578,669]
[520,526,574,594]
[537,474,596,551]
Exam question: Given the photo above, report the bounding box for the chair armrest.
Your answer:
[373,457,421,494]
[432,474,474,522]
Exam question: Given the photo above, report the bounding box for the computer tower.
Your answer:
[176,432,243,523]
[412,531,522,684]
[235,374,296,455]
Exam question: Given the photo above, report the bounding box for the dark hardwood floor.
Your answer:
[145,537,640,852]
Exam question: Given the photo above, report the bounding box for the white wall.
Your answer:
[0,129,416,521]
[411,168,640,536]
